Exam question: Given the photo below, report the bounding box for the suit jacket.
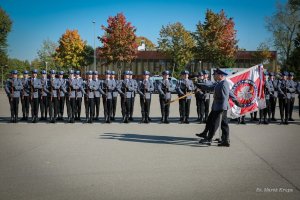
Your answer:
[5,78,23,98]
[176,79,194,100]
[137,79,154,99]
[158,79,174,100]
[30,78,42,99]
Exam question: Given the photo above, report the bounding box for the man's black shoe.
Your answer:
[195,132,207,138]
[199,138,211,145]
[218,142,230,147]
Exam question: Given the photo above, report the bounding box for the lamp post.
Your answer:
[93,21,96,71]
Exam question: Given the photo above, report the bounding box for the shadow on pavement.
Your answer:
[100,132,211,147]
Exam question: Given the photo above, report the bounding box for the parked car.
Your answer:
[149,75,177,94]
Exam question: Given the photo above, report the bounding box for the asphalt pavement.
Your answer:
[0,92,299,200]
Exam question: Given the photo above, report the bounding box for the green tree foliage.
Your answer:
[3,58,31,79]
[158,22,195,74]
[37,39,57,69]
[54,29,86,71]
[98,13,138,66]
[0,7,13,67]
[266,1,300,68]
[194,9,238,67]
[136,36,156,50]
[81,45,94,67]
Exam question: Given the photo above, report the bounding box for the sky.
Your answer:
[1,0,287,62]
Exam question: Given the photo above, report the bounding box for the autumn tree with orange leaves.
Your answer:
[54,29,86,70]
[98,13,138,66]
[194,9,238,67]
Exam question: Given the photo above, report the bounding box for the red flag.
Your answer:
[227,64,266,118]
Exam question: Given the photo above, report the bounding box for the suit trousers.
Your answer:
[140,98,151,118]
[179,98,191,120]
[159,97,170,118]
[103,97,112,120]
[269,96,277,118]
[207,110,229,142]
[49,97,58,119]
[279,98,290,121]
[112,97,117,118]
[9,97,19,118]
[94,97,100,118]
[31,98,39,118]
[21,96,30,117]
[40,96,48,118]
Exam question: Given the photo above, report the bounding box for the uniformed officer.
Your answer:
[40,70,48,121]
[21,70,30,121]
[202,70,212,122]
[65,70,77,123]
[83,71,96,123]
[129,71,138,121]
[5,70,23,123]
[176,70,194,124]
[57,71,67,120]
[48,70,60,123]
[101,70,116,123]
[268,72,279,121]
[278,71,294,124]
[111,71,119,121]
[259,72,272,124]
[118,71,135,123]
[157,70,174,124]
[198,68,233,147]
[30,69,42,123]
[288,72,296,121]
[137,70,154,123]
[93,71,102,121]
[195,71,204,122]
[75,70,84,121]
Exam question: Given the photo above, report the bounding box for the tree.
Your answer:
[252,42,273,64]
[37,39,57,69]
[136,36,156,50]
[3,58,31,79]
[158,22,195,74]
[54,29,86,70]
[98,13,138,66]
[288,31,300,79]
[0,7,13,66]
[194,9,238,67]
[81,45,94,67]
[266,1,300,68]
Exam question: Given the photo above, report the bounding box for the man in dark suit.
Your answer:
[197,68,235,147]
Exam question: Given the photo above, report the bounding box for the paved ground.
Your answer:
[0,92,299,200]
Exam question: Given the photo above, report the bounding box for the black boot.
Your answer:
[184,117,189,124]
[164,115,169,124]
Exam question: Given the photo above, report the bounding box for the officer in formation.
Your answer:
[40,70,48,121]
[66,70,77,123]
[57,71,66,121]
[288,72,297,121]
[74,71,84,121]
[111,71,118,121]
[137,70,154,123]
[157,70,174,124]
[176,70,194,124]
[278,71,295,125]
[30,69,42,123]
[268,72,279,121]
[194,70,212,123]
[129,71,138,121]
[5,70,23,123]
[48,70,60,123]
[21,70,30,121]
[83,71,97,123]
[258,72,273,124]
[118,71,135,123]
[101,70,116,123]
[92,71,101,121]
